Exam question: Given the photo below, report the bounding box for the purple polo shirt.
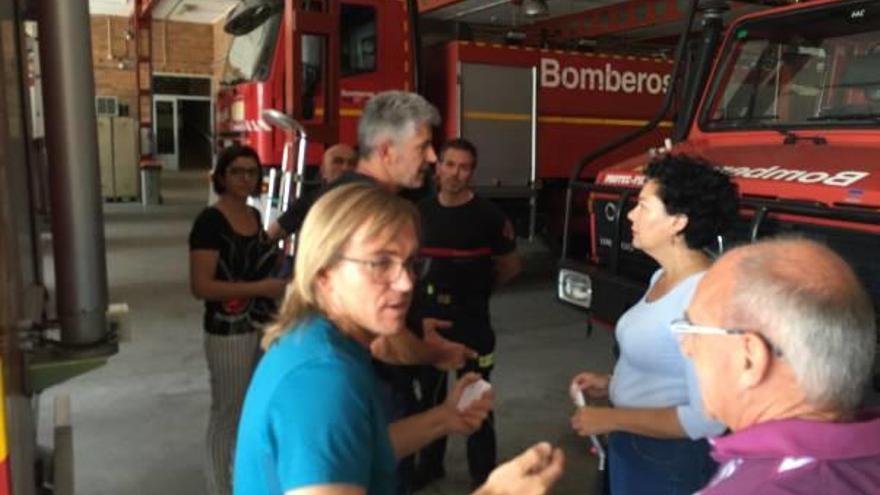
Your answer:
[698,410,880,494]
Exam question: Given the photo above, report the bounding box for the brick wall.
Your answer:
[151,19,215,74]
[90,15,227,120]
[91,15,138,115]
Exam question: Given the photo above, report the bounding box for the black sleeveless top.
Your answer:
[188,206,279,335]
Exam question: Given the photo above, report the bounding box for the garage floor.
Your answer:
[36,170,607,494]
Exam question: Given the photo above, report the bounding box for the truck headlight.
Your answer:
[557,269,592,309]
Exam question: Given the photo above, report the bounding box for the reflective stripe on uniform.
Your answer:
[478,353,495,369]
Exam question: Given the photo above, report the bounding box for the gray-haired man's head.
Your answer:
[357,91,440,189]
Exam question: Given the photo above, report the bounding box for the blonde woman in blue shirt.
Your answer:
[569,154,738,495]
[235,183,565,495]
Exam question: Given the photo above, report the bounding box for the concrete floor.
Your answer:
[37,170,609,494]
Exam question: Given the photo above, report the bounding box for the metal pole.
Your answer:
[264,167,278,229]
[279,144,293,212]
[294,133,307,200]
[287,133,307,258]
[528,65,538,241]
[39,0,109,345]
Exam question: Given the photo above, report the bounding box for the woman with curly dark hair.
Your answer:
[188,145,287,495]
[568,154,739,494]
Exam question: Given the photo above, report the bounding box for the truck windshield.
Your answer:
[701,2,880,130]
[222,11,281,84]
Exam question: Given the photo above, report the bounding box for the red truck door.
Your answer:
[283,0,341,145]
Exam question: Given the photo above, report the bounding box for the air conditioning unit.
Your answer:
[95,96,119,117]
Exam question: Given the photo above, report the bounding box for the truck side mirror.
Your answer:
[224,0,281,35]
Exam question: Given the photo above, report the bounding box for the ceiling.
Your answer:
[88,0,239,23]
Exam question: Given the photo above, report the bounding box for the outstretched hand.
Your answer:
[423,318,477,370]
[474,442,565,495]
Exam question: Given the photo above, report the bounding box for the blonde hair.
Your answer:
[262,182,419,349]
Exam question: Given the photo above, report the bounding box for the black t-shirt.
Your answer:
[276,171,377,235]
[188,206,279,335]
[275,169,435,235]
[414,194,516,354]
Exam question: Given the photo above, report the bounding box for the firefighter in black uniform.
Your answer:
[411,138,522,490]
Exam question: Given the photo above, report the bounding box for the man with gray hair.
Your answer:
[673,238,880,494]
[270,90,440,237]
[355,89,440,189]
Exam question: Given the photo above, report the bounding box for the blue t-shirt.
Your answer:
[234,316,397,495]
[609,270,726,439]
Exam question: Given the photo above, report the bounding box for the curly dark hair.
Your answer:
[644,154,739,250]
[211,144,263,195]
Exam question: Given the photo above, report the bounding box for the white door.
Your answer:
[153,96,179,170]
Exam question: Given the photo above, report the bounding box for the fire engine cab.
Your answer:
[557,0,880,341]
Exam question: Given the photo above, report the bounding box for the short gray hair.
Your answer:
[726,238,876,411]
[357,91,440,158]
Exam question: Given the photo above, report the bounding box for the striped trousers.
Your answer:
[203,331,261,495]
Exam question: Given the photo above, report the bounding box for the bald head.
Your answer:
[690,238,875,419]
[321,144,357,183]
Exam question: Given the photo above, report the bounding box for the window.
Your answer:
[341,4,377,76]
[700,1,880,130]
[223,9,282,84]
[153,76,211,96]
[96,96,119,116]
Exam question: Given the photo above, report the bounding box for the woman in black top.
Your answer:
[188,145,286,495]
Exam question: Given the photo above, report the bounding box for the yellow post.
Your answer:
[0,359,10,495]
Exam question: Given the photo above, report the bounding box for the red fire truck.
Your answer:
[215,0,674,239]
[556,0,880,343]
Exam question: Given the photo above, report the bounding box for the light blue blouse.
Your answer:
[608,270,726,439]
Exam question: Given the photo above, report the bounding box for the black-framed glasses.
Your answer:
[227,167,260,178]
[670,316,784,357]
[339,255,430,283]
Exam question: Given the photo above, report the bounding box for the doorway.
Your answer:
[178,100,212,170]
[152,75,213,171]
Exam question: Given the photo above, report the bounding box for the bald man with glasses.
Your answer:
[675,237,880,494]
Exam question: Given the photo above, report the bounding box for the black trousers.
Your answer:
[415,358,497,485]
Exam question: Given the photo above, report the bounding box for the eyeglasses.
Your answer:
[227,167,260,178]
[670,316,784,357]
[339,255,430,283]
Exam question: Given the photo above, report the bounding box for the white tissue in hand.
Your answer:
[457,379,492,411]
[570,384,587,407]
